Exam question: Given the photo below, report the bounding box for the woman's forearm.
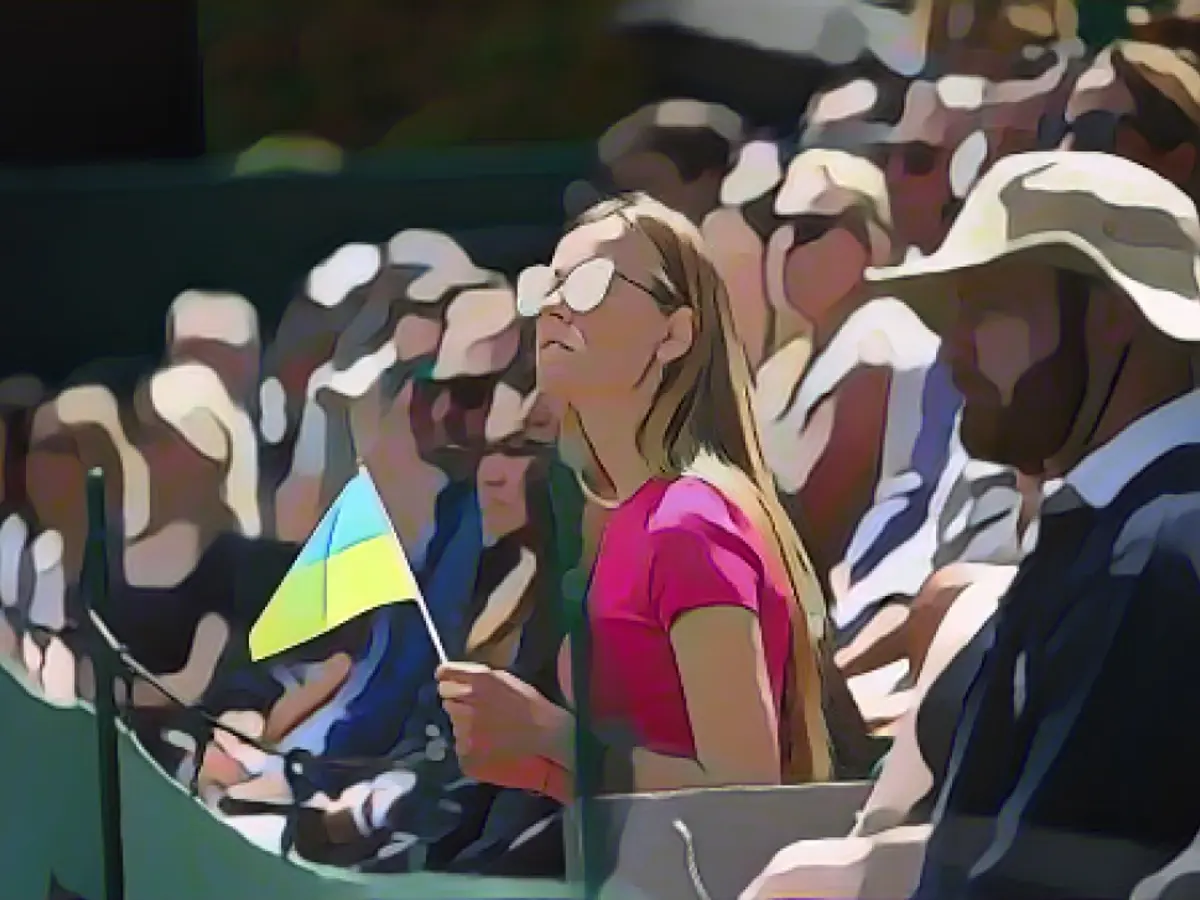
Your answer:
[537,709,771,794]
[535,704,579,770]
[482,755,574,802]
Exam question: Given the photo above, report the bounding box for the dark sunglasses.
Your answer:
[789,214,842,246]
[1063,110,1121,152]
[443,375,495,411]
[1035,111,1069,150]
[516,257,658,318]
[892,141,941,176]
[410,371,495,412]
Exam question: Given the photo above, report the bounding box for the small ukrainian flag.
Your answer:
[250,465,441,662]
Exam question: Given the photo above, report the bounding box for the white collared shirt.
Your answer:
[1056,389,1200,509]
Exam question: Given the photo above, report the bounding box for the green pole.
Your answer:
[569,578,603,900]
[86,468,125,900]
[1076,0,1132,49]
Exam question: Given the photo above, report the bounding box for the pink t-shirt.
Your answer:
[587,476,792,759]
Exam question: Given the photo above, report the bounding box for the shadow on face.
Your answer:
[881,80,985,253]
[883,140,956,254]
[409,374,496,479]
[478,452,534,546]
[939,260,1088,472]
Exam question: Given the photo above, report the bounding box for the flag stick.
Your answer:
[86,469,126,900]
[412,588,450,666]
[358,463,450,666]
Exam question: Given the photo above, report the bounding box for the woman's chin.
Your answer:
[534,357,578,398]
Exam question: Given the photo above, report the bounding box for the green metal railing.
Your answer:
[0,465,587,900]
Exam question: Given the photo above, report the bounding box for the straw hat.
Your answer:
[430,285,521,381]
[866,150,1200,341]
[719,140,786,207]
[774,149,895,266]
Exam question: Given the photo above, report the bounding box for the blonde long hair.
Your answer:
[561,193,832,782]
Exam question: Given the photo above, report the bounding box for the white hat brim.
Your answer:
[866,230,1200,343]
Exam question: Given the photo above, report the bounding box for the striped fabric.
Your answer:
[757,298,1024,638]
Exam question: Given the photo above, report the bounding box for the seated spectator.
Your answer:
[704,147,887,775]
[19,360,250,723]
[880,77,985,256]
[702,139,807,372]
[983,40,1086,159]
[135,361,262,547]
[799,74,908,165]
[271,233,498,540]
[864,149,1200,900]
[594,99,746,224]
[437,193,833,802]
[1062,40,1200,200]
[260,231,486,528]
[21,355,258,590]
[202,328,573,877]
[921,0,1076,80]
[1129,0,1200,61]
[24,356,155,584]
[261,242,384,447]
[752,149,1023,683]
[201,267,525,807]
[165,290,261,414]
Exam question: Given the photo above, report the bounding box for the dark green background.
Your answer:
[0,146,590,384]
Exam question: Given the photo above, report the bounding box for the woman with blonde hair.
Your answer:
[437,193,831,798]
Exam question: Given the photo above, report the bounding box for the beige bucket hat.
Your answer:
[865,150,1200,341]
[775,148,895,266]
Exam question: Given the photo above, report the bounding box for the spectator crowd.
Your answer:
[6,1,1200,896]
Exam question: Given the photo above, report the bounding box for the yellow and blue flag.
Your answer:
[249,466,423,662]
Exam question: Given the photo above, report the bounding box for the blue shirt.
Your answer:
[313,481,482,780]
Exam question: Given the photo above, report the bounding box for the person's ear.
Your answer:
[657,307,695,366]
